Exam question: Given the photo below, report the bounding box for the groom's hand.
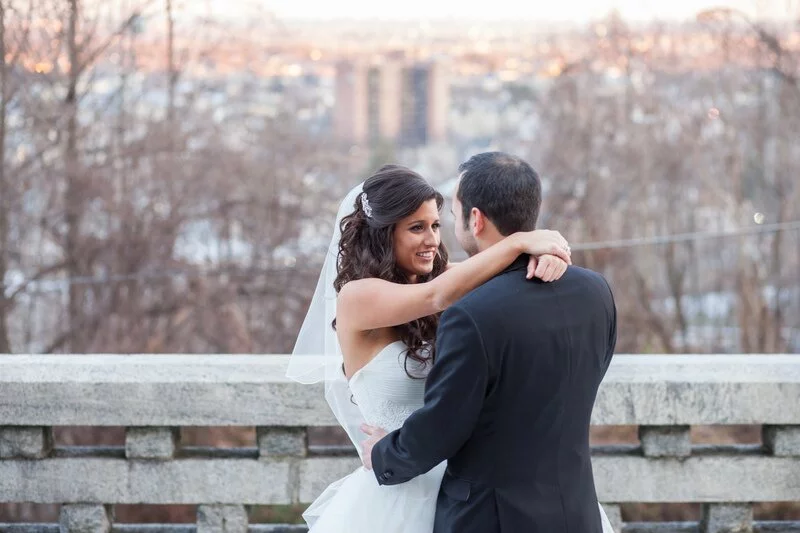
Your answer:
[360,424,388,470]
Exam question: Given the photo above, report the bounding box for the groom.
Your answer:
[361,152,617,533]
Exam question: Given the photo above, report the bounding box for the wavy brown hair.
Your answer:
[334,165,449,374]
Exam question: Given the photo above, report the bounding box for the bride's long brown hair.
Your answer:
[334,165,449,374]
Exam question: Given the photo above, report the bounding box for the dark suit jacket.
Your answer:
[372,257,617,533]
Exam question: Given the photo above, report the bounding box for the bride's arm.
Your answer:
[447,254,568,282]
[336,230,570,332]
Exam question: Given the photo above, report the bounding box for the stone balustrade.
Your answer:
[0,354,799,533]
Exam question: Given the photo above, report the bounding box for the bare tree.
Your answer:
[0,0,10,353]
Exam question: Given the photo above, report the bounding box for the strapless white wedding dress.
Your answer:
[303,341,615,533]
[303,341,445,532]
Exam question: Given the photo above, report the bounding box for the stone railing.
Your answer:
[0,354,799,533]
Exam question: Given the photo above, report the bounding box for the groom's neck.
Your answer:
[476,228,505,253]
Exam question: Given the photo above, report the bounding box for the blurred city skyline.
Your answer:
[4,0,798,361]
[195,0,799,22]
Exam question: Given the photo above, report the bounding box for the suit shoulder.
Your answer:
[448,271,525,320]
[452,273,509,309]
[565,266,616,316]
[567,265,612,291]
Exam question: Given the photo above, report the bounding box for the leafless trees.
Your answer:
[2,0,361,356]
[521,12,799,353]
[4,5,799,359]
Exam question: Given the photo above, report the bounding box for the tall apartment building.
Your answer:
[334,58,449,147]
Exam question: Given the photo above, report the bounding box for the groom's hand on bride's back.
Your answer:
[360,424,388,470]
[527,254,569,282]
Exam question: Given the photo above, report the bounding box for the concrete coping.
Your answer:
[0,354,798,426]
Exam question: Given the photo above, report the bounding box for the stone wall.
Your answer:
[1,354,799,533]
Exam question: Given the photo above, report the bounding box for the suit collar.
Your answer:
[502,254,529,275]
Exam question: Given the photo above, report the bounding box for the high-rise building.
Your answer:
[400,61,449,147]
[333,60,368,144]
[333,58,449,147]
[368,61,403,143]
[334,59,403,145]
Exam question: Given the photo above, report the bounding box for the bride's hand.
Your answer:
[513,230,572,264]
[526,255,569,281]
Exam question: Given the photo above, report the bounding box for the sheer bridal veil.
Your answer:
[286,182,368,457]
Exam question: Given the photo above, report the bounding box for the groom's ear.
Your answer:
[471,207,486,237]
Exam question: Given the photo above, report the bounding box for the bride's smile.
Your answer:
[393,199,442,281]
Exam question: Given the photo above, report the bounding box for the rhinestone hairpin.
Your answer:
[361,193,373,218]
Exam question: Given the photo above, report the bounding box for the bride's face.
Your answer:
[392,199,441,282]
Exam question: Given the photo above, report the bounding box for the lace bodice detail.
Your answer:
[348,341,430,432]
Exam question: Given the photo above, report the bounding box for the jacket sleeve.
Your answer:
[371,305,488,485]
[604,278,617,370]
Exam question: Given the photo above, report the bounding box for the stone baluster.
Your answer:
[257,427,308,458]
[763,425,800,457]
[638,425,691,458]
[602,503,623,533]
[197,504,248,533]
[0,426,53,459]
[125,427,180,460]
[701,504,753,533]
[59,504,113,533]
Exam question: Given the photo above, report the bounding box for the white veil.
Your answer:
[287,182,368,457]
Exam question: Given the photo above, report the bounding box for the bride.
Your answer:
[288,164,612,532]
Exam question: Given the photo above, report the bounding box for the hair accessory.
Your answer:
[361,193,373,218]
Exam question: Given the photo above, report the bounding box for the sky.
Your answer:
[201,0,798,22]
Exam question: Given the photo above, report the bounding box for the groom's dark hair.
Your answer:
[457,152,542,236]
